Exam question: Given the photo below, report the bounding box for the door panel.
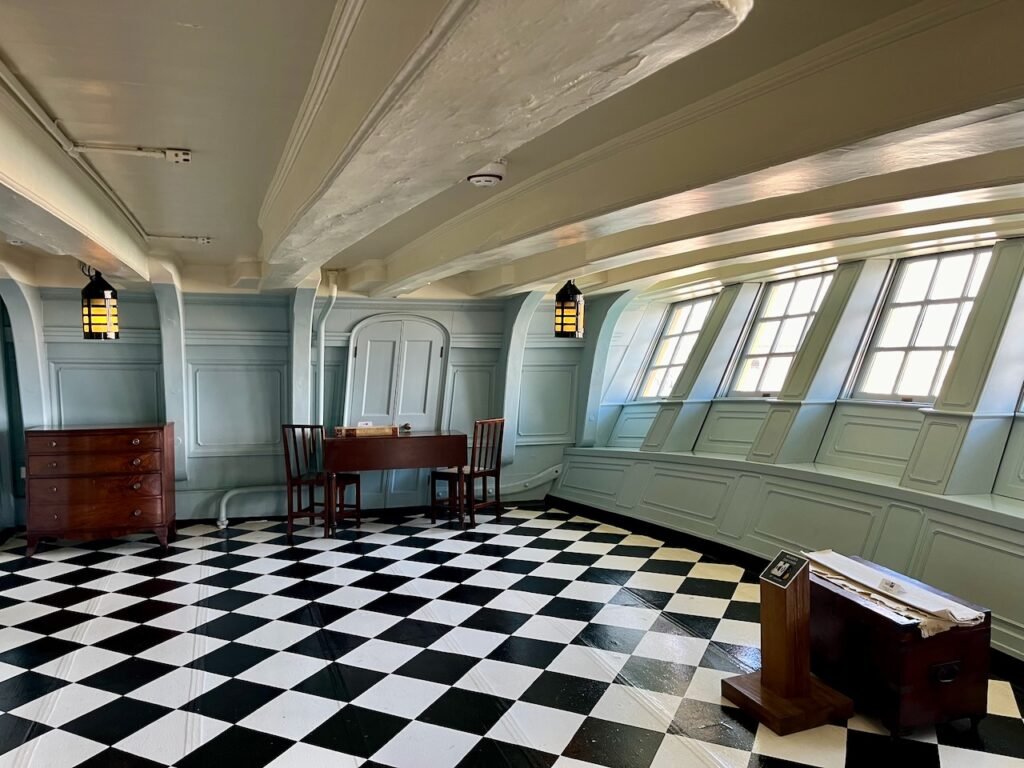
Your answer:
[346,316,447,507]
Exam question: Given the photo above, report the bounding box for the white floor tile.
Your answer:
[988,679,1023,718]
[352,674,447,718]
[633,632,708,666]
[592,604,661,631]
[264,741,363,768]
[0,729,105,768]
[485,589,552,614]
[0,627,42,653]
[393,578,456,599]
[687,563,745,582]
[429,626,507,658]
[318,586,387,609]
[410,599,480,626]
[557,581,621,603]
[590,683,681,731]
[339,639,422,672]
[235,594,309,619]
[66,592,143,616]
[752,723,848,768]
[652,734,750,768]
[514,615,587,644]
[238,651,330,689]
[711,619,761,648]
[455,658,543,699]
[35,646,129,682]
[326,609,403,637]
[237,620,318,650]
[547,645,630,682]
[240,690,342,740]
[681,666,736,706]
[137,632,228,665]
[11,683,118,726]
[664,593,731,618]
[0,601,56,626]
[938,744,1024,768]
[372,721,478,768]
[625,572,687,593]
[128,667,227,710]
[487,701,586,754]
[115,710,231,765]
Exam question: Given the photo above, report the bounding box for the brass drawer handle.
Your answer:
[131,458,142,466]
[50,487,58,493]
[49,440,57,448]
[132,482,142,491]
[131,509,142,517]
[52,512,58,520]
[48,462,58,469]
[131,438,141,446]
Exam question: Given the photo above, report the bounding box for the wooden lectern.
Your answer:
[722,551,853,735]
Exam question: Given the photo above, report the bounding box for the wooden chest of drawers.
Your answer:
[25,424,176,555]
[810,558,990,735]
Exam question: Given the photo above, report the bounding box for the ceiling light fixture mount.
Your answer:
[69,144,192,164]
[554,279,584,338]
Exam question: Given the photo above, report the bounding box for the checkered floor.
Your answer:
[0,506,1019,768]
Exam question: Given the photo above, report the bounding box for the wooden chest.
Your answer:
[25,424,176,555]
[810,557,990,735]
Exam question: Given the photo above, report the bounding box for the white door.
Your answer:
[345,316,447,506]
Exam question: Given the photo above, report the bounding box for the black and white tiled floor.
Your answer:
[0,506,1020,767]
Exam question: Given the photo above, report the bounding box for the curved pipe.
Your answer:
[315,273,338,424]
[217,485,284,528]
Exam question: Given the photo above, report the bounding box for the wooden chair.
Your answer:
[281,425,360,542]
[430,418,504,527]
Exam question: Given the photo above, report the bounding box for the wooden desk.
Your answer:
[323,430,467,524]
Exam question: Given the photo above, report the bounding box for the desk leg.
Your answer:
[325,474,335,539]
[457,466,465,528]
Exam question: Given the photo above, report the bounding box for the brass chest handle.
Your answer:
[132,482,142,490]
[131,458,142,466]
[131,509,142,517]
[131,438,141,446]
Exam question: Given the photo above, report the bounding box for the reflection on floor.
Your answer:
[0,506,1019,767]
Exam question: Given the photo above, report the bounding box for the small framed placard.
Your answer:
[761,551,808,589]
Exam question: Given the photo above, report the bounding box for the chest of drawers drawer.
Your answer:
[31,498,164,532]
[28,451,162,477]
[26,430,162,455]
[28,474,162,504]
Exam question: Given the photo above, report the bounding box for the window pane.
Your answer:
[660,367,683,397]
[687,299,712,330]
[788,278,819,315]
[950,301,972,346]
[748,320,779,355]
[914,303,957,347]
[967,252,990,297]
[896,350,941,396]
[774,316,806,353]
[877,305,919,348]
[672,334,697,365]
[734,357,765,392]
[641,369,665,398]
[653,337,678,367]
[929,254,972,300]
[761,356,792,392]
[894,259,935,303]
[861,351,904,394]
[813,275,833,311]
[932,351,953,397]
[666,305,691,335]
[762,282,794,317]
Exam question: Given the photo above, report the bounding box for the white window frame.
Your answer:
[634,295,717,400]
[726,272,834,397]
[849,248,990,403]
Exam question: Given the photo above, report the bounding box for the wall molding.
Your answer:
[189,362,287,457]
[185,330,290,347]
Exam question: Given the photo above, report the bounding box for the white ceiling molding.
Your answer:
[258,0,368,231]
[259,0,750,289]
[0,87,149,281]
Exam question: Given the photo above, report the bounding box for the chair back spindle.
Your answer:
[281,424,324,482]
[470,418,504,472]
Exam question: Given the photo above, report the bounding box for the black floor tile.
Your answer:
[461,607,531,634]
[487,636,563,668]
[184,678,280,722]
[80,657,178,695]
[0,713,49,755]
[935,713,1024,759]
[723,601,760,623]
[513,576,570,595]
[615,656,696,696]
[563,716,665,768]
[302,705,409,758]
[579,567,633,586]
[197,570,258,589]
[539,597,605,623]
[278,601,352,628]
[440,584,500,606]
[378,618,452,648]
[364,593,430,617]
[34,586,106,608]
[573,623,645,654]
[419,687,513,734]
[17,609,92,636]
[639,559,693,576]
[844,730,940,768]
[656,612,719,639]
[63,697,171,744]
[670,698,758,751]
[285,628,366,660]
[95,625,179,655]
[0,672,67,710]
[176,725,292,768]
[292,663,385,702]
[189,642,275,677]
[71,746,166,767]
[454,737,557,768]
[0,636,83,668]
[700,641,761,674]
[521,670,609,714]
[192,612,267,640]
[194,589,262,612]
[677,577,738,599]
[395,649,478,685]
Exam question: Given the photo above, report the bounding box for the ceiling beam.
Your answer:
[258,0,748,289]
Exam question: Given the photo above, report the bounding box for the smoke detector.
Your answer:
[467,158,507,188]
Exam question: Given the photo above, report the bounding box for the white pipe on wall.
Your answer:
[315,272,338,425]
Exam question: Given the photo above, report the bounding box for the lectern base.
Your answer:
[722,671,854,736]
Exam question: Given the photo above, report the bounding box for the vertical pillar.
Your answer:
[642,282,760,452]
[0,269,49,428]
[150,259,189,480]
[747,259,888,464]
[901,239,1024,494]
[498,291,544,465]
[576,291,638,447]
[290,273,321,424]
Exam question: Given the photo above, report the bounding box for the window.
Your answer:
[729,273,833,395]
[852,249,989,401]
[637,296,716,399]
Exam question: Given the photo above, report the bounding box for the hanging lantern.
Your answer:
[554,279,584,338]
[81,267,119,340]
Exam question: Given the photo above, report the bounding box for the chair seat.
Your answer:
[433,465,492,476]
